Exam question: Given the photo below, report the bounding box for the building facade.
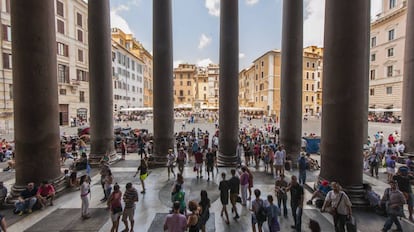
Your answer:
[173,63,197,108]
[369,0,407,113]
[207,64,219,108]
[194,67,209,109]
[111,28,145,111]
[0,0,90,127]
[238,46,324,119]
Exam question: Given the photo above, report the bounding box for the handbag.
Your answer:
[112,206,122,214]
[327,193,344,216]
[345,216,357,232]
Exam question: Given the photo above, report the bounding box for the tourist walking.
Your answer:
[134,158,148,194]
[381,180,406,232]
[274,146,285,177]
[393,166,414,221]
[107,184,123,232]
[205,148,216,181]
[104,170,114,202]
[177,147,187,174]
[80,175,90,219]
[219,172,230,224]
[228,169,240,220]
[240,166,249,206]
[187,200,200,232]
[298,153,308,185]
[286,175,304,231]
[171,174,186,214]
[198,190,211,232]
[194,148,204,179]
[251,189,266,232]
[167,149,176,180]
[163,201,187,232]
[368,147,380,178]
[122,183,139,232]
[274,174,288,217]
[266,195,281,232]
[321,182,352,232]
[100,160,111,201]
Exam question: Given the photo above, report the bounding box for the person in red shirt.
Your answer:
[36,180,55,207]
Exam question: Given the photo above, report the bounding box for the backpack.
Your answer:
[255,199,267,222]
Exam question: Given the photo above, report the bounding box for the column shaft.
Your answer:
[280,0,303,166]
[320,0,370,187]
[11,0,61,185]
[152,0,174,163]
[88,0,115,161]
[401,0,414,152]
[218,0,239,166]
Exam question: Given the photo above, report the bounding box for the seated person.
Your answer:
[64,169,78,188]
[3,158,15,172]
[0,181,7,207]
[305,153,320,170]
[14,182,38,215]
[73,152,87,171]
[36,180,55,207]
[364,184,381,208]
[307,180,331,206]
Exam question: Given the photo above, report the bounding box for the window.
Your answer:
[312,73,315,79]
[2,0,10,13]
[387,48,394,57]
[77,49,83,62]
[58,64,69,83]
[77,13,82,27]
[59,89,66,95]
[386,87,393,94]
[180,81,183,86]
[261,72,264,78]
[311,96,314,102]
[187,90,190,95]
[56,0,64,17]
[306,72,309,79]
[80,91,85,102]
[112,52,116,62]
[371,54,376,61]
[57,19,64,34]
[371,37,377,47]
[388,29,395,41]
[311,84,314,91]
[389,0,396,9]
[2,24,11,41]
[306,84,309,91]
[261,61,264,67]
[306,62,310,68]
[370,70,376,80]
[77,30,83,42]
[179,90,184,96]
[387,65,393,77]
[187,81,191,86]
[305,96,309,102]
[9,84,12,99]
[76,69,87,81]
[57,42,68,56]
[370,88,374,96]
[2,53,12,69]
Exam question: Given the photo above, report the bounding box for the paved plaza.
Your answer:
[0,118,413,231]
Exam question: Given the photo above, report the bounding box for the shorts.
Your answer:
[206,165,214,172]
[140,173,148,181]
[408,193,414,207]
[251,214,264,226]
[195,163,203,170]
[230,193,238,205]
[386,167,395,174]
[122,207,135,221]
[275,164,283,170]
[111,211,122,222]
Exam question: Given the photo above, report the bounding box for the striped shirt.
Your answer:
[123,187,139,209]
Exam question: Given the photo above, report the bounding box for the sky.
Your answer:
[110,0,383,71]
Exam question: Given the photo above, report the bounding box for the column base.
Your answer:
[147,155,167,168]
[217,151,238,167]
[316,177,369,208]
[88,150,119,167]
[6,175,66,205]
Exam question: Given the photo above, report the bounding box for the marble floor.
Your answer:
[2,154,414,232]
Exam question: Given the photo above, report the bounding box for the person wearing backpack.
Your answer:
[251,189,266,232]
[266,195,281,232]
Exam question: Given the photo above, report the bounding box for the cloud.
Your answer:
[239,53,246,59]
[371,0,382,19]
[205,0,220,17]
[197,58,214,67]
[112,4,130,13]
[303,0,325,46]
[198,34,212,49]
[246,0,259,6]
[110,11,133,34]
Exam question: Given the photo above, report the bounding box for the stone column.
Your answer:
[319,0,370,206]
[152,0,174,164]
[401,0,414,152]
[11,0,62,187]
[218,0,239,166]
[88,0,115,163]
[280,0,303,167]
